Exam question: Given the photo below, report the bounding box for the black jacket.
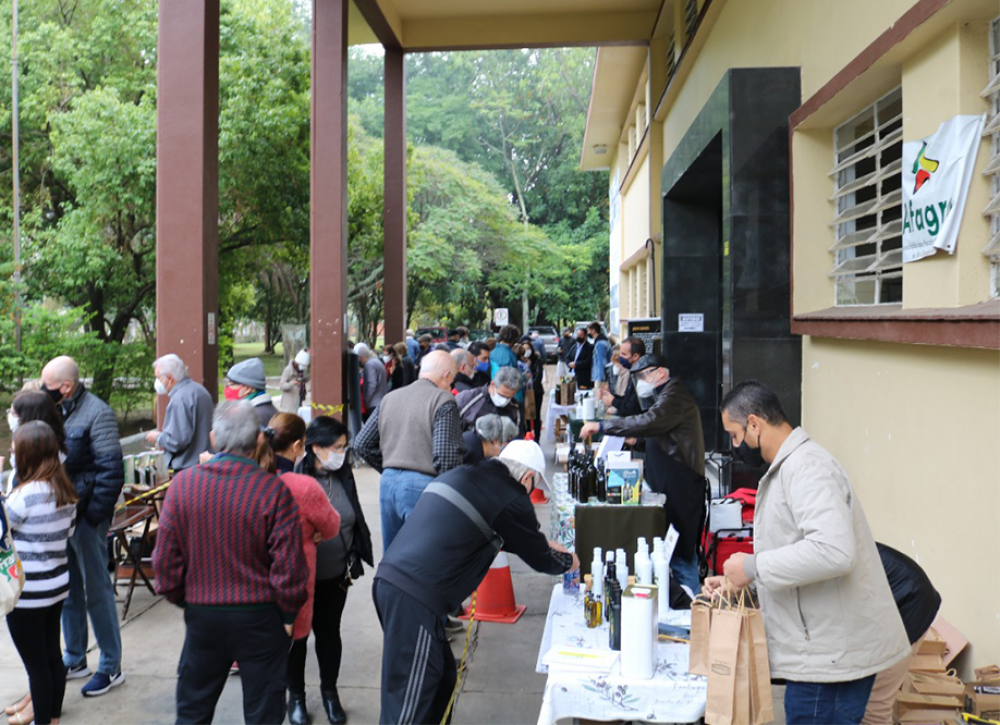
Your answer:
[61,384,125,525]
[375,459,572,615]
[877,543,941,644]
[297,456,374,579]
[604,378,706,558]
[557,336,575,363]
[453,373,476,394]
[462,430,485,465]
[572,339,593,381]
[611,375,643,418]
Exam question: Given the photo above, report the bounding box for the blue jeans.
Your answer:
[785,675,876,724]
[379,468,434,552]
[63,516,123,675]
[670,550,700,596]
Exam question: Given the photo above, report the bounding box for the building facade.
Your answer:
[583,0,1000,671]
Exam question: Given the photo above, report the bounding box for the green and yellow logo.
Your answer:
[912,141,939,194]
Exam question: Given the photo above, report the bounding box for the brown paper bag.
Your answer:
[705,608,743,725]
[732,614,752,725]
[746,608,774,724]
[690,596,713,676]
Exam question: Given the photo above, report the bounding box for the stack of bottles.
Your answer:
[568,447,607,503]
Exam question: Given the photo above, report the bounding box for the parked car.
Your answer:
[528,325,559,361]
[415,326,448,344]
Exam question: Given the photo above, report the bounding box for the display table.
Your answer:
[545,402,577,442]
[535,585,706,725]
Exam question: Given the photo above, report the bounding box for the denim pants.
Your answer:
[63,517,123,675]
[785,674,876,724]
[669,550,700,596]
[379,468,434,552]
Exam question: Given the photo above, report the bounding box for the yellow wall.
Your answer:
[623,153,652,261]
[802,337,1000,671]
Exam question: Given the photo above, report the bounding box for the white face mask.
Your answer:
[58,451,67,464]
[523,349,532,360]
[7,412,18,433]
[612,364,622,377]
[382,354,392,363]
[490,390,511,408]
[321,450,346,471]
[635,379,657,398]
[154,378,168,396]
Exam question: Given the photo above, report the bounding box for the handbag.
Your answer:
[0,497,25,615]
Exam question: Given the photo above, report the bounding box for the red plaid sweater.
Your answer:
[153,454,308,623]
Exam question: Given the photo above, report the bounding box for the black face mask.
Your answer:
[733,426,765,468]
[41,384,64,404]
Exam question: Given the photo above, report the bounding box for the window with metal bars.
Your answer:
[684,0,699,39]
[982,16,1000,297]
[665,30,676,81]
[829,86,904,305]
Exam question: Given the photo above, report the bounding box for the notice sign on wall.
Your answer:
[678,313,704,332]
[901,114,985,263]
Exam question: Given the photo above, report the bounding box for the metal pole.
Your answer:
[12,0,21,354]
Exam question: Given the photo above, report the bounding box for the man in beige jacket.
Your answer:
[704,380,910,725]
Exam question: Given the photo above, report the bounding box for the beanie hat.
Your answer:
[227,358,266,390]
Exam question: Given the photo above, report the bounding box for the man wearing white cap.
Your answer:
[279,349,311,413]
[372,440,579,725]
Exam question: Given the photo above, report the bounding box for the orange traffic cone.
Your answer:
[460,552,526,624]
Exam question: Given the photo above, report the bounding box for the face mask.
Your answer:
[618,355,633,370]
[635,379,657,398]
[321,450,346,471]
[7,413,17,434]
[576,337,585,345]
[612,364,622,377]
[490,390,511,408]
[58,451,67,465]
[476,360,489,373]
[523,349,532,360]
[154,378,168,396]
[41,384,63,404]
[382,354,392,363]
[587,337,595,345]
[223,385,242,401]
[734,426,765,468]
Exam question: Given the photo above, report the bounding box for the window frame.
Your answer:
[984,16,1000,297]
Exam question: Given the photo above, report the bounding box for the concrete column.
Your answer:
[310,0,349,411]
[383,46,408,346]
[156,0,220,412]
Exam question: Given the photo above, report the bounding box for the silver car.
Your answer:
[528,325,559,361]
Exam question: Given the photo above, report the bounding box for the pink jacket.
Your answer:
[280,473,341,640]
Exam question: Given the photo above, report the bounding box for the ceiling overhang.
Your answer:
[580,46,648,170]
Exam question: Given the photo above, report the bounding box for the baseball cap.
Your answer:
[498,439,549,490]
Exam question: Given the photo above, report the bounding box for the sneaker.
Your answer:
[444,615,464,632]
[81,671,125,697]
[229,661,240,676]
[65,662,92,680]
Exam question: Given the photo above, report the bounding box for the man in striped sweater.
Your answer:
[153,400,308,725]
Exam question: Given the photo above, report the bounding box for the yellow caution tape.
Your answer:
[114,480,172,513]
[441,592,477,725]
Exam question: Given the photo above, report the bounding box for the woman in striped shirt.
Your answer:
[4,421,78,725]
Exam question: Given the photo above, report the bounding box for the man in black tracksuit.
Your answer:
[373,442,579,725]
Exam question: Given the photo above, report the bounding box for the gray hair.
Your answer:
[353,343,371,360]
[154,354,188,381]
[493,365,523,393]
[212,400,261,454]
[474,414,518,446]
[451,348,474,371]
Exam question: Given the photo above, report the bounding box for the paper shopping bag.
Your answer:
[689,595,712,676]
[747,608,774,724]
[732,614,752,725]
[705,607,743,725]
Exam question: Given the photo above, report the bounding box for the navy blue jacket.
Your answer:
[61,384,124,525]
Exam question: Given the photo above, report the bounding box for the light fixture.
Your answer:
[593,144,608,155]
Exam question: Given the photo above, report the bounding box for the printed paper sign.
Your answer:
[494,308,509,326]
[678,313,704,332]
[902,114,985,263]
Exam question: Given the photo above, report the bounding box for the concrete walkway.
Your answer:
[0,429,562,725]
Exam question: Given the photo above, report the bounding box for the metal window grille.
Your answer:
[982,17,1000,297]
[665,30,677,80]
[684,0,699,39]
[829,86,904,305]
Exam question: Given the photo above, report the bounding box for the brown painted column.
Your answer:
[383,46,407,345]
[156,0,220,414]
[310,0,349,411]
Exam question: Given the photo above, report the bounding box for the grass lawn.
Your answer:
[225,342,285,399]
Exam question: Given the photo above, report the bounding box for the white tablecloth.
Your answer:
[545,402,576,442]
[535,585,706,725]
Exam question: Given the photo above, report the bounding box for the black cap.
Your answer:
[630,353,668,374]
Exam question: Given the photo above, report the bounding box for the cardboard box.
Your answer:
[975,665,1000,685]
[896,692,964,711]
[557,380,576,406]
[966,682,1000,721]
[895,709,954,724]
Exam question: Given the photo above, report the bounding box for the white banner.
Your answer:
[902,114,985,263]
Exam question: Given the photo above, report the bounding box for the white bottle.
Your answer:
[616,549,629,590]
[591,547,604,597]
[635,554,652,585]
[652,550,670,620]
